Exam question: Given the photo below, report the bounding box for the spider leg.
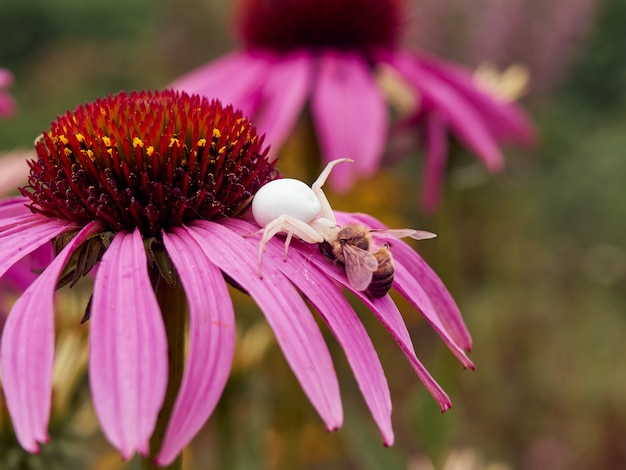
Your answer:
[257,214,326,277]
[283,231,294,261]
[311,158,353,222]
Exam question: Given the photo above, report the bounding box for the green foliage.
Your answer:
[562,0,626,114]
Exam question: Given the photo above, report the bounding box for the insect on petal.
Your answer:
[224,218,394,445]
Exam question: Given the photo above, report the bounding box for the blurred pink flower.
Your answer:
[0,149,34,196]
[408,0,600,97]
[0,90,471,465]
[0,68,16,118]
[170,0,534,210]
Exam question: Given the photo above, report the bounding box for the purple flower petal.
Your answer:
[187,221,343,431]
[420,112,449,212]
[385,50,504,171]
[311,51,388,191]
[345,212,472,352]
[90,229,168,459]
[0,217,71,279]
[0,222,100,452]
[0,197,36,221]
[392,244,473,352]
[223,218,394,445]
[170,51,270,118]
[414,53,534,145]
[240,213,452,410]
[253,51,313,153]
[301,244,452,411]
[156,229,236,466]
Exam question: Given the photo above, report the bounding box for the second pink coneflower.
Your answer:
[171,0,534,210]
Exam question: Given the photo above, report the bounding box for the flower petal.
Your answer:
[420,112,449,212]
[0,196,30,218]
[0,216,71,280]
[0,222,100,452]
[415,53,534,145]
[253,51,313,154]
[187,221,343,431]
[302,245,452,411]
[257,219,452,411]
[156,229,236,466]
[170,51,270,118]
[224,218,394,445]
[345,212,473,352]
[311,51,388,191]
[90,229,168,459]
[386,50,504,171]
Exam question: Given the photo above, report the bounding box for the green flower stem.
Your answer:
[142,277,187,470]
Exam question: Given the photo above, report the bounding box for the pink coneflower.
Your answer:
[0,68,16,118]
[170,0,534,211]
[0,89,472,467]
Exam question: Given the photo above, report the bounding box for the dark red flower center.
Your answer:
[22,90,275,237]
[237,0,405,54]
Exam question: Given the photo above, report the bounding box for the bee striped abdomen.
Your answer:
[366,245,394,298]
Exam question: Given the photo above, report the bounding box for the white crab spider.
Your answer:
[251,158,353,276]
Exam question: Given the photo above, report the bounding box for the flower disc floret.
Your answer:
[238,0,405,54]
[22,90,275,237]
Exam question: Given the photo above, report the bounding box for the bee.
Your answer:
[366,243,394,299]
[319,224,435,298]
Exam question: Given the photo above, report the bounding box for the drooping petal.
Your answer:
[0,221,101,452]
[393,245,472,352]
[0,196,30,219]
[223,218,394,445]
[385,50,504,171]
[346,212,473,352]
[300,241,452,411]
[187,221,343,431]
[252,51,313,154]
[90,229,168,459]
[262,221,452,410]
[156,229,236,466]
[420,112,449,212]
[0,216,72,279]
[311,51,388,191]
[170,51,270,118]
[415,53,534,145]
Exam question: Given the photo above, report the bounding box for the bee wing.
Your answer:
[342,244,378,291]
[371,228,437,241]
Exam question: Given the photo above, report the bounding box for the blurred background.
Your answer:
[0,0,625,468]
